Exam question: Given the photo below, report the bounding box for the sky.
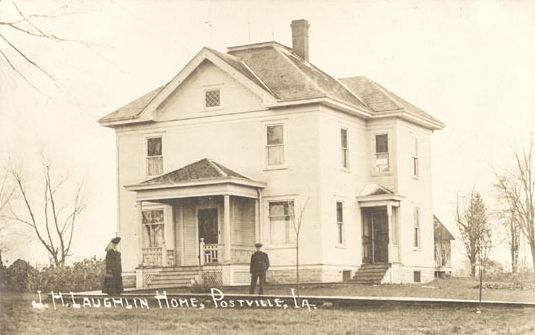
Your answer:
[1,0,534,270]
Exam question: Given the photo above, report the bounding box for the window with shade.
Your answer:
[266,124,285,167]
[341,128,349,169]
[375,134,389,173]
[411,136,419,178]
[268,201,295,244]
[336,201,344,245]
[146,137,163,176]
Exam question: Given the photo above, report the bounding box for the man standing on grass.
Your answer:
[249,242,270,295]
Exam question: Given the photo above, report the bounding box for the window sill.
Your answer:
[411,175,420,180]
[340,168,350,173]
[372,171,392,177]
[264,165,288,171]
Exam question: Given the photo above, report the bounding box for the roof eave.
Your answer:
[371,110,445,130]
[97,117,153,128]
[267,96,373,119]
[125,176,267,192]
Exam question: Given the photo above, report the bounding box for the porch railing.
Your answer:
[199,238,222,265]
[142,247,175,267]
[231,245,256,264]
[142,247,162,267]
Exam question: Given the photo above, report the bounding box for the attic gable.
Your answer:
[154,59,266,121]
[98,47,277,127]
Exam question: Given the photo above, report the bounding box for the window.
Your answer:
[146,137,163,176]
[413,271,421,283]
[336,202,344,245]
[268,201,295,244]
[266,124,285,167]
[205,89,220,108]
[341,128,349,169]
[375,134,389,172]
[412,136,419,177]
[414,208,421,249]
[142,209,165,248]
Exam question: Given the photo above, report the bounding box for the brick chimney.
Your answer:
[290,19,310,61]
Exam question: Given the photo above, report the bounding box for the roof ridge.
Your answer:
[206,158,228,177]
[275,46,327,99]
[239,58,277,98]
[368,79,405,110]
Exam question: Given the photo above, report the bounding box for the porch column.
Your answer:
[254,198,260,242]
[224,194,231,262]
[136,201,143,267]
[387,204,392,263]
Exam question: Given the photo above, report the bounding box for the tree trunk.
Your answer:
[470,263,476,277]
[531,243,535,282]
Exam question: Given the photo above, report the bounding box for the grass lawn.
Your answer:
[2,292,535,335]
[162,277,535,303]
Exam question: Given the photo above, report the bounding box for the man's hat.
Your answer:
[254,242,263,248]
[111,237,121,244]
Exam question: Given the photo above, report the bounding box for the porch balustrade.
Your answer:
[199,239,255,265]
[141,247,176,267]
[199,238,222,264]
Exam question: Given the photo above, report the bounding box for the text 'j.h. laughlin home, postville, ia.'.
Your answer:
[98,19,451,289]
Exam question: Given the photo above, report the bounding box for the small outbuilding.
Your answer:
[434,215,455,278]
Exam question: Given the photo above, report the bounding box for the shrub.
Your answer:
[5,259,37,292]
[3,256,105,293]
[34,256,105,292]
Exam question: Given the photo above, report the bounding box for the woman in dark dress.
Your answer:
[102,237,123,295]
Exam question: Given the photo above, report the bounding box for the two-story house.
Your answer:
[98,19,444,289]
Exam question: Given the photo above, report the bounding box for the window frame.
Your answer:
[145,135,164,177]
[267,199,296,246]
[411,135,419,179]
[340,128,349,170]
[204,88,221,109]
[265,123,286,169]
[413,207,421,250]
[372,132,391,174]
[335,201,345,247]
[141,208,166,249]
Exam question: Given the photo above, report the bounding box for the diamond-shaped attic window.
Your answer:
[205,89,220,108]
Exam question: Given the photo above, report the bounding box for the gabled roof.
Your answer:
[98,86,164,124]
[99,42,444,130]
[434,215,455,241]
[141,158,250,185]
[358,182,395,197]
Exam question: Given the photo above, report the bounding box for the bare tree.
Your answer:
[495,137,535,277]
[456,190,492,277]
[497,208,522,273]
[7,158,87,267]
[0,0,99,95]
[0,169,15,259]
[292,196,309,301]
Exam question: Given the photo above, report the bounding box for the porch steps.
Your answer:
[350,264,389,285]
[146,266,202,288]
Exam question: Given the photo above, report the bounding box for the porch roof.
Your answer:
[356,182,404,207]
[125,158,266,201]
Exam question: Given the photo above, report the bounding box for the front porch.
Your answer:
[125,158,266,287]
[355,183,403,284]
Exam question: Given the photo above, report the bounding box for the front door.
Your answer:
[362,209,389,264]
[198,208,219,244]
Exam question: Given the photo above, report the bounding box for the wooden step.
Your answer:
[350,264,389,285]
